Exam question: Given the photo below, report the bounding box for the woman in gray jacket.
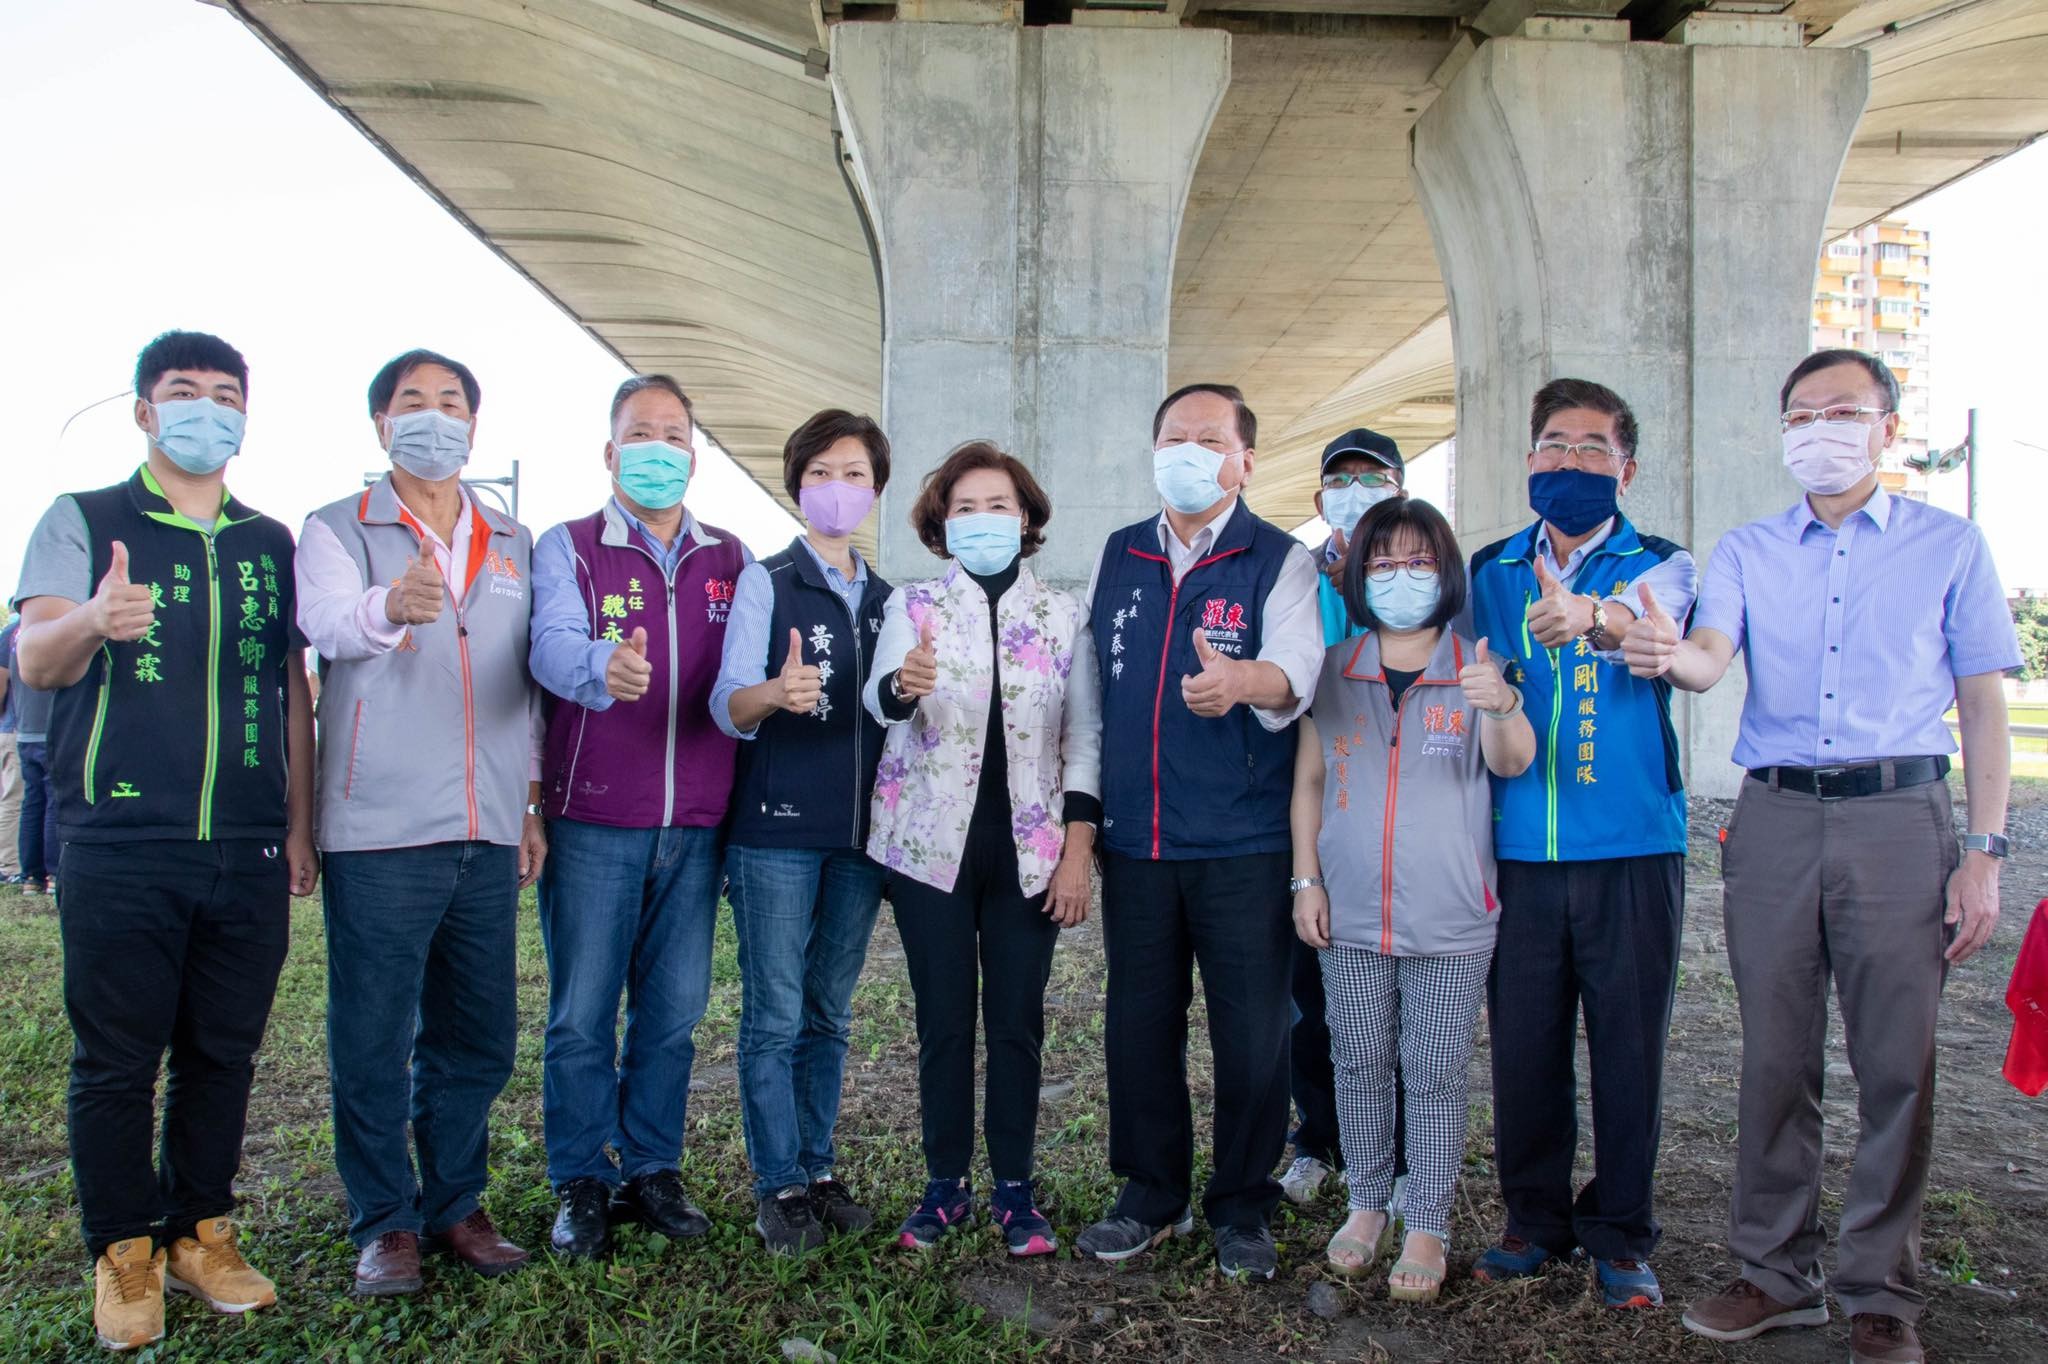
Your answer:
[1289,497,1534,1302]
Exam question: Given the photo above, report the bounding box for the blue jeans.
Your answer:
[538,819,722,1188]
[17,739,57,882]
[726,845,883,1199]
[324,842,519,1246]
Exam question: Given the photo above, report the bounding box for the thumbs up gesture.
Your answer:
[777,627,823,714]
[1621,581,1680,679]
[896,614,939,700]
[384,542,445,625]
[1524,555,1595,649]
[1181,626,1243,718]
[1459,637,1516,714]
[90,540,157,643]
[605,625,653,701]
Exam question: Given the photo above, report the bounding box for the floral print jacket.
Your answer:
[862,560,1102,896]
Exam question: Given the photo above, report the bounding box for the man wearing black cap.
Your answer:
[1279,427,1406,1208]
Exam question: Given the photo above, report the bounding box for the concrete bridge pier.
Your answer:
[831,16,1229,586]
[1411,20,1868,795]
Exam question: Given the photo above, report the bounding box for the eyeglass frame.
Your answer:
[1363,554,1439,583]
[1321,469,1398,491]
[1530,439,1630,467]
[1779,405,1893,431]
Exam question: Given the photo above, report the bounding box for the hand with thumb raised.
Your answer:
[1525,553,1592,648]
[604,621,654,701]
[778,625,823,714]
[91,539,157,643]
[628,625,649,657]
[1622,580,1680,679]
[384,544,445,626]
[896,612,939,700]
[1181,626,1240,718]
[1459,635,1515,714]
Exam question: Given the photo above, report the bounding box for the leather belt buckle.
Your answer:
[1810,767,1851,801]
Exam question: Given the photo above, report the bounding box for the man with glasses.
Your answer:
[1464,378,1697,1310]
[1626,350,2016,1364]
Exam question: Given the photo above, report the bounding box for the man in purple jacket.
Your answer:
[527,374,751,1257]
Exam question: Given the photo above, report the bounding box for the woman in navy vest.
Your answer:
[711,410,894,1254]
[861,442,1102,1258]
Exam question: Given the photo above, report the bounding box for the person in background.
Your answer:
[1283,427,1407,1210]
[7,620,58,897]
[15,330,314,1349]
[711,410,893,1255]
[1292,497,1532,1300]
[864,441,1100,1258]
[1464,378,1697,1311]
[1628,349,2018,1364]
[526,374,750,1259]
[297,348,544,1296]
[0,613,21,882]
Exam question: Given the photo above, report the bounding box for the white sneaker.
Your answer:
[1279,1155,1334,1205]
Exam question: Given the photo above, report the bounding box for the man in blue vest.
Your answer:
[1464,377,1697,1310]
[1074,383,1323,1280]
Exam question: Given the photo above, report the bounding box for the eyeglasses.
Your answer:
[1780,405,1891,430]
[1364,555,1438,582]
[1532,439,1625,464]
[1322,470,1396,491]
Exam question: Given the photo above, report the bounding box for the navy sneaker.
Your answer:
[1596,1258,1664,1309]
[897,1178,973,1250]
[1472,1234,1564,1282]
[991,1180,1057,1257]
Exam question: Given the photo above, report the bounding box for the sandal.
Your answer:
[1325,1211,1390,1278]
[1387,1231,1447,1304]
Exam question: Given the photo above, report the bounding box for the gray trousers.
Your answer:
[1722,774,1957,1322]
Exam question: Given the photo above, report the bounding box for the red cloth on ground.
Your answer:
[2004,900,2048,1096]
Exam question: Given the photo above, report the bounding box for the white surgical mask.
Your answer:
[150,397,245,475]
[1321,483,1396,539]
[1153,441,1238,516]
[1781,421,1875,496]
[386,408,473,482]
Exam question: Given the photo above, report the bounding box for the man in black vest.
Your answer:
[14,331,315,1350]
[1074,383,1323,1279]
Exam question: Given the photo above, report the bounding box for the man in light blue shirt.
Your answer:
[1628,349,2019,1364]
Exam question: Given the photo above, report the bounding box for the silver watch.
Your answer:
[1289,875,1325,893]
[1962,833,2010,859]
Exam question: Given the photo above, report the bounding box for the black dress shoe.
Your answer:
[551,1178,613,1259]
[619,1170,711,1240]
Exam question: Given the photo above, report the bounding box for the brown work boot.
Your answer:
[1681,1276,1829,1342]
[434,1210,530,1277]
[1850,1313,1925,1364]
[352,1230,423,1297]
[92,1238,165,1351]
[165,1217,276,1313]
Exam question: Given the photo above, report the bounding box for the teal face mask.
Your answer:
[944,511,1022,575]
[150,398,245,475]
[615,440,692,510]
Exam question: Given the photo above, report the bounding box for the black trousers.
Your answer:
[1291,938,1405,1176]
[1488,853,1683,1261]
[60,839,291,1257]
[890,822,1058,1183]
[1101,849,1293,1231]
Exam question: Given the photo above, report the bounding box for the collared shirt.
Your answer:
[614,499,691,578]
[297,480,543,775]
[1534,516,1699,663]
[1082,495,1323,730]
[1691,486,2021,769]
[710,538,870,741]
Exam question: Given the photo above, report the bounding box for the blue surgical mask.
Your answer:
[150,397,245,476]
[945,511,1022,576]
[615,440,693,510]
[1528,469,1619,537]
[1153,441,1239,516]
[386,408,472,482]
[1321,483,1396,539]
[1366,572,1440,632]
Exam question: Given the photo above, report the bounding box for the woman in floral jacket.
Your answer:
[863,441,1101,1258]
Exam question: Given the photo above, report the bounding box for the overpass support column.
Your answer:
[832,20,1229,585]
[1411,26,1867,795]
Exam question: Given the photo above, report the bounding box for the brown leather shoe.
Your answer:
[433,1210,529,1277]
[1680,1276,1828,1342]
[352,1231,423,1297]
[1850,1313,1925,1364]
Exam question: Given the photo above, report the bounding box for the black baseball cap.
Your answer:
[1320,427,1403,476]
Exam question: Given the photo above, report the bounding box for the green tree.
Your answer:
[2014,594,2048,682]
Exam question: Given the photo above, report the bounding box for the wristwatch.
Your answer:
[1962,833,2010,859]
[1289,875,1325,893]
[525,803,544,818]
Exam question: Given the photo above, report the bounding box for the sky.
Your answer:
[0,1,2038,598]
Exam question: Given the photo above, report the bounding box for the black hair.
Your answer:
[135,330,247,401]
[1779,348,1900,413]
[367,348,481,418]
[1341,497,1466,634]
[611,373,694,428]
[1152,382,1258,450]
[783,409,890,500]
[1530,377,1638,459]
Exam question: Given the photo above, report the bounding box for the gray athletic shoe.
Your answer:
[1075,1206,1195,1263]
[1215,1224,1278,1281]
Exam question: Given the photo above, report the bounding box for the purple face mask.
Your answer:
[799,480,877,537]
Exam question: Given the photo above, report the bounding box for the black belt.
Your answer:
[1746,755,1949,800]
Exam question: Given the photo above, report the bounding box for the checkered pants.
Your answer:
[1319,945,1491,1240]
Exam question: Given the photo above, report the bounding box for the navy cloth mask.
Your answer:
[1528,469,1619,537]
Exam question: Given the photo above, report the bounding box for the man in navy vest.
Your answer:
[528,374,751,1258]
[1073,383,1323,1280]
